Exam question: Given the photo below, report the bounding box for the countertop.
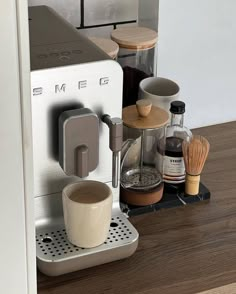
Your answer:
[37,121,236,294]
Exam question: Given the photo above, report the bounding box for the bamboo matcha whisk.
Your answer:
[182,135,210,195]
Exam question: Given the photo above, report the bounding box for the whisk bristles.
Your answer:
[182,135,210,195]
[182,135,210,175]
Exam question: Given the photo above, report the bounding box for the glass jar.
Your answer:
[121,100,169,206]
[111,27,157,108]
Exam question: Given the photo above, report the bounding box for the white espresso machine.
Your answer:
[29,6,138,276]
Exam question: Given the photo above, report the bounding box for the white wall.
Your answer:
[158,0,236,129]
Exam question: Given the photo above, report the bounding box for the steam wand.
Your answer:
[102,115,123,188]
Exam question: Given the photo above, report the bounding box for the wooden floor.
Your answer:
[37,121,236,294]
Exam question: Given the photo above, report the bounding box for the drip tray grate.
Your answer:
[36,213,139,276]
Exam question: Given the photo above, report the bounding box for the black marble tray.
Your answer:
[120,182,211,217]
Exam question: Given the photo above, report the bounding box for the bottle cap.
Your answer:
[170,101,185,114]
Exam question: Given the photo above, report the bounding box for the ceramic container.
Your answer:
[62,180,113,248]
[139,77,180,114]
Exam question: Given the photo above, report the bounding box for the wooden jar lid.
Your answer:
[89,37,119,59]
[111,27,158,50]
[122,100,169,130]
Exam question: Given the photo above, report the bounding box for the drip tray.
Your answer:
[36,213,139,276]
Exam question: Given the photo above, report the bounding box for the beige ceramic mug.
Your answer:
[62,180,113,248]
[139,77,180,113]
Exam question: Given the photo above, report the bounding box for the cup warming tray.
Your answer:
[35,193,139,276]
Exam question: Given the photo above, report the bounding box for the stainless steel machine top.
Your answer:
[29,5,110,70]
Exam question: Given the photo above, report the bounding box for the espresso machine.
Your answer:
[29,6,138,276]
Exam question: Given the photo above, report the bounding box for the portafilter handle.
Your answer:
[102,115,123,188]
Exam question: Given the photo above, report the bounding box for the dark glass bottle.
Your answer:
[157,101,192,185]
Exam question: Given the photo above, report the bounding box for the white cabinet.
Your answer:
[0,1,36,293]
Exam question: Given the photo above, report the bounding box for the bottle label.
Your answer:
[163,156,185,183]
[155,151,186,183]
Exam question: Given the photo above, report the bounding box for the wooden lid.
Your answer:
[89,37,119,59]
[111,27,158,50]
[122,100,169,129]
